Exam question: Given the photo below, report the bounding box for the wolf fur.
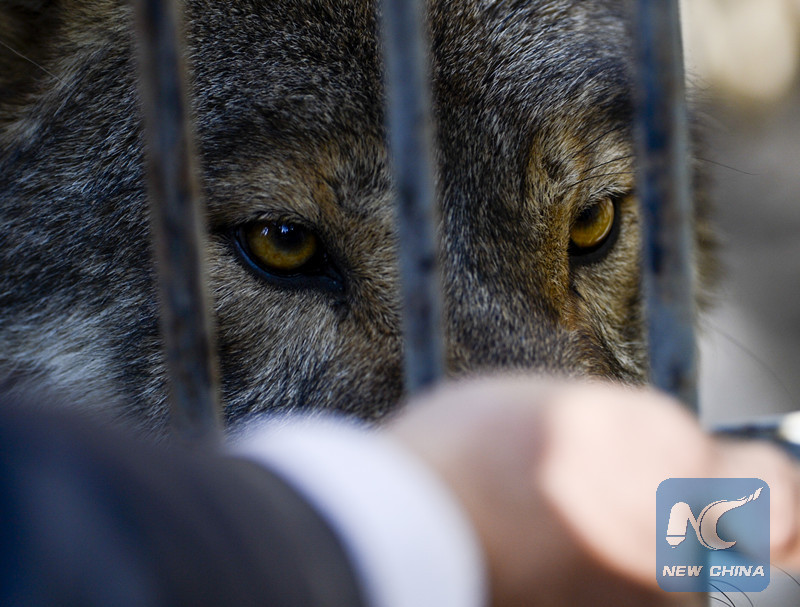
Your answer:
[0,0,715,433]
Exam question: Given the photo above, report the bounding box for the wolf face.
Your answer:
[0,0,714,433]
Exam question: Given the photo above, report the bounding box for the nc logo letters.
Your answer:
[666,486,763,550]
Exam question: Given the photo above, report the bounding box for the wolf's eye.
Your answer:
[243,221,318,273]
[569,198,617,261]
[234,221,343,292]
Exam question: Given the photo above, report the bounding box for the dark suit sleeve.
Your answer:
[0,402,366,607]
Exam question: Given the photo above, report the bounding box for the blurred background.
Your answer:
[680,0,800,423]
[681,2,800,602]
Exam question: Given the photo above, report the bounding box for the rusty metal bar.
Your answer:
[632,0,698,412]
[133,0,222,443]
[380,0,445,393]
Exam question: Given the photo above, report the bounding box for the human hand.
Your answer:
[387,377,800,607]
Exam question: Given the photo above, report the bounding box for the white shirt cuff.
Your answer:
[230,415,487,607]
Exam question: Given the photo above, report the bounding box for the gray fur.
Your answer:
[0,0,714,434]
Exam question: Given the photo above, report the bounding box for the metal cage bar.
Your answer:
[632,0,698,411]
[380,0,445,394]
[133,0,222,444]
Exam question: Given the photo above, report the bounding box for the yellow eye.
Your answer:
[242,221,319,273]
[570,198,615,252]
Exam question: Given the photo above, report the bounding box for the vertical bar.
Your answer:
[632,0,698,411]
[380,0,445,392]
[133,0,222,443]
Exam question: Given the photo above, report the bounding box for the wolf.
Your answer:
[0,0,715,434]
